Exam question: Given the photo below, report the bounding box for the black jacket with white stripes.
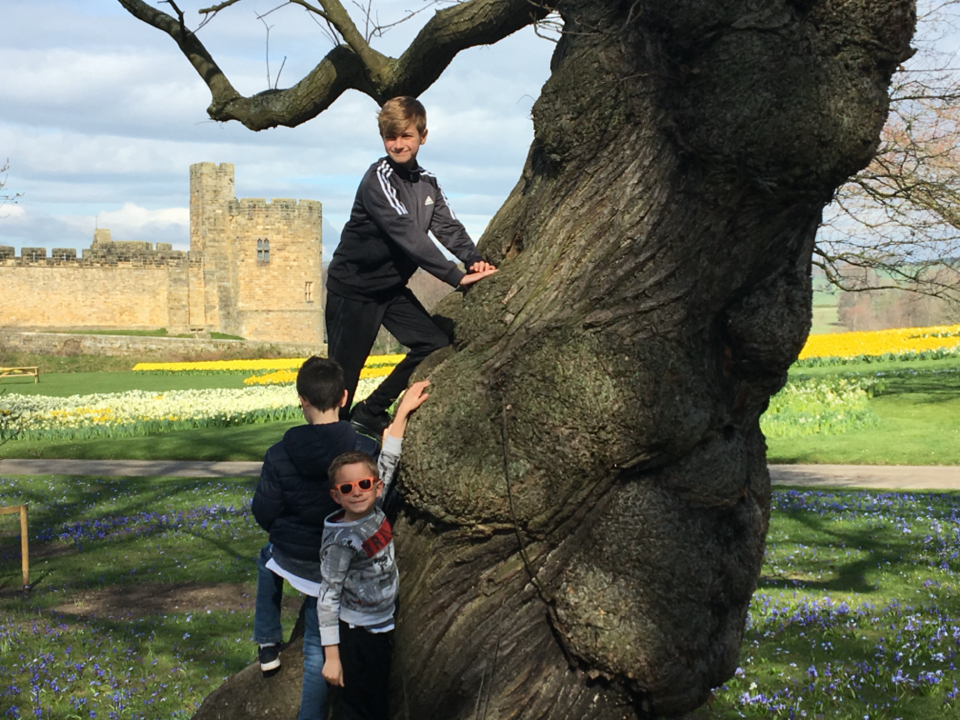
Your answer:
[326,157,484,301]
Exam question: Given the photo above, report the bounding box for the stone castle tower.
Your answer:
[0,163,324,346]
[188,162,323,343]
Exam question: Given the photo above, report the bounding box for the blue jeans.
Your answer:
[254,543,327,720]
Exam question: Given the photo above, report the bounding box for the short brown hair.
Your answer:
[328,451,379,486]
[378,96,426,138]
[296,356,344,412]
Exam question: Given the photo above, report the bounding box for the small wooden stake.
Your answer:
[0,504,29,588]
[20,504,29,588]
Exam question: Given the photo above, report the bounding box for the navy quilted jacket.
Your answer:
[251,421,379,561]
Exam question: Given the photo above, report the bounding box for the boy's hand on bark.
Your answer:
[460,267,498,287]
[387,380,430,439]
[469,260,497,273]
[397,380,430,417]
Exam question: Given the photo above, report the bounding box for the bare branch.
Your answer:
[116,0,548,130]
[199,0,243,13]
[259,15,274,88]
[116,0,244,113]
[817,0,960,304]
[0,160,23,217]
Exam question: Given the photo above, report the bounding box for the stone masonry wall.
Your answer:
[229,197,323,345]
[0,263,187,329]
[1,162,323,345]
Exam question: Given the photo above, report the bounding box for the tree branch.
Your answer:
[117,0,243,111]
[384,0,548,99]
[117,0,547,130]
[292,0,390,81]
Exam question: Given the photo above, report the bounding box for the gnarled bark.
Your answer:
[390,1,913,717]
[126,0,919,718]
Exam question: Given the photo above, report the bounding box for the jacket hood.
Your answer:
[282,422,361,484]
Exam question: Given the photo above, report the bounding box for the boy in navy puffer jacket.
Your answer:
[251,356,379,720]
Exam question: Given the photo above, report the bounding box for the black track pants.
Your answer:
[334,622,393,720]
[325,288,450,417]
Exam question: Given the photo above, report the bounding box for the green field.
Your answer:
[767,361,960,465]
[1,370,249,397]
[811,287,843,334]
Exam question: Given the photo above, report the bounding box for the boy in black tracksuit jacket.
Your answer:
[326,96,498,435]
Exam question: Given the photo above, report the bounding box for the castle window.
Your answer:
[305,281,314,303]
[257,238,270,263]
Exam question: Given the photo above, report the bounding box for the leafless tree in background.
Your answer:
[819,0,960,302]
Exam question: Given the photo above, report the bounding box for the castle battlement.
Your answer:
[0,229,188,267]
[1,162,322,345]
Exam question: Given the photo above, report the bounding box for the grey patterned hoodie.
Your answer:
[317,435,400,646]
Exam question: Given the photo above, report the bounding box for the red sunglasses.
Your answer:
[334,477,377,494]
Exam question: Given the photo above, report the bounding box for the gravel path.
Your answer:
[2,459,959,490]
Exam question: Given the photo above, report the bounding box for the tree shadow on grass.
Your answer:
[877,374,960,405]
[0,419,299,461]
[0,475,262,607]
[757,508,915,595]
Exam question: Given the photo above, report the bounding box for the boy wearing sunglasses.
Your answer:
[318,380,430,719]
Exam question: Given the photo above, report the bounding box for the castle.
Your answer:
[0,163,323,346]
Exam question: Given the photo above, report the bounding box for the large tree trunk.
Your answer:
[390,1,913,718]
[192,1,913,719]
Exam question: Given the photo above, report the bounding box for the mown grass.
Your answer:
[768,360,960,465]
[1,370,250,397]
[0,351,138,375]
[0,420,298,461]
[694,487,960,719]
[2,477,959,719]
[0,474,268,719]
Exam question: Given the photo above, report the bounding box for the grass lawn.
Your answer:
[2,355,959,464]
[768,360,960,465]
[0,420,298,461]
[693,487,960,719]
[0,370,250,397]
[811,304,844,335]
[0,473,269,719]
[2,476,959,719]
[0,351,137,375]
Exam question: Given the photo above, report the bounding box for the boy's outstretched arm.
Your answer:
[377,380,430,496]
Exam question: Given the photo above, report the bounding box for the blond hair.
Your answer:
[378,96,427,138]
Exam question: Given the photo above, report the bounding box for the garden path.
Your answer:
[1,459,959,490]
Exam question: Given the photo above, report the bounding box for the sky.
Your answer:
[0,1,556,260]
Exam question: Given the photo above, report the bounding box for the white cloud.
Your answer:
[2,0,554,258]
[89,202,189,239]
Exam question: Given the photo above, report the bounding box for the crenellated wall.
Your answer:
[1,164,323,345]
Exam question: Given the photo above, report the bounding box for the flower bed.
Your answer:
[760,376,880,438]
[133,354,406,375]
[798,324,960,365]
[0,386,302,441]
[2,479,959,719]
[0,376,388,441]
